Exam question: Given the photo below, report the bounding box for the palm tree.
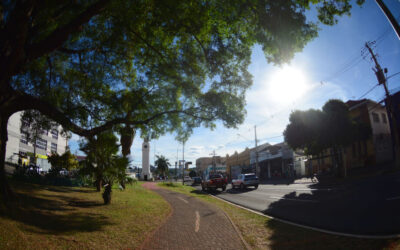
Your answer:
[155,155,171,179]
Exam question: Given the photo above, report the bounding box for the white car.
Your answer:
[232,173,259,189]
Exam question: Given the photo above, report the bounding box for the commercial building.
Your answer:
[251,142,306,180]
[196,156,226,178]
[5,112,68,172]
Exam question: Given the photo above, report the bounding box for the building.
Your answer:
[309,99,393,175]
[5,112,68,171]
[225,148,251,181]
[196,156,226,178]
[251,142,306,180]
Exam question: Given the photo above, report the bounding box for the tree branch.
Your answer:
[26,0,110,62]
[11,92,213,138]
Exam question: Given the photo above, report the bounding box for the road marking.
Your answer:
[269,196,318,203]
[178,197,189,204]
[195,211,200,232]
[386,196,400,201]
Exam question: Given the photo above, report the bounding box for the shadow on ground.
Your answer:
[263,190,400,249]
[0,183,112,235]
[264,218,396,250]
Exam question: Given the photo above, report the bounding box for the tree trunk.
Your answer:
[102,182,112,204]
[0,113,14,202]
[95,178,102,192]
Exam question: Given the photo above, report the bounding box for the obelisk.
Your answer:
[141,138,152,181]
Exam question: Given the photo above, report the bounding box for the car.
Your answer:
[191,176,202,185]
[201,174,227,192]
[183,176,192,184]
[232,173,259,190]
[59,168,69,176]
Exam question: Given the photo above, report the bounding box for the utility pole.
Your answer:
[175,147,178,179]
[254,125,259,177]
[376,0,400,40]
[182,141,185,185]
[365,42,400,167]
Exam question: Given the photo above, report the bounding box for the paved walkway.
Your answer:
[141,182,246,250]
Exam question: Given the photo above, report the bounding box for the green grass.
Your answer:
[158,182,400,250]
[0,180,170,249]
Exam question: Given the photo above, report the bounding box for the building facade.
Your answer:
[5,112,68,172]
[196,156,226,178]
[251,142,306,180]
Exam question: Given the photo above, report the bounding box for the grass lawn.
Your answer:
[0,180,170,249]
[158,182,400,250]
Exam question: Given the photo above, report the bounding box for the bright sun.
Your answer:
[266,65,310,105]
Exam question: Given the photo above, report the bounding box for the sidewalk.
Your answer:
[141,182,247,250]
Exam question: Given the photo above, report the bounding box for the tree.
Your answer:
[80,131,129,204]
[155,155,171,178]
[284,109,326,156]
[20,110,58,165]
[47,150,79,176]
[284,99,372,176]
[0,0,364,200]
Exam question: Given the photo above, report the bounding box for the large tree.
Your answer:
[284,99,371,176]
[0,0,364,200]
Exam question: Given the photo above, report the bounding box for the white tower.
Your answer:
[141,138,152,180]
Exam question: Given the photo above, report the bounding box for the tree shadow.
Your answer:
[264,218,393,250]
[44,186,96,194]
[262,189,400,249]
[0,185,112,235]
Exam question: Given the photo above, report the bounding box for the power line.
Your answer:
[357,84,380,99]
[387,71,400,81]
[320,15,399,83]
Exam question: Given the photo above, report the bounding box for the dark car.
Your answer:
[192,176,202,185]
[201,174,227,192]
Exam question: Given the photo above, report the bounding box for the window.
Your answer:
[51,143,57,153]
[51,129,58,139]
[20,133,28,144]
[381,113,387,124]
[372,112,380,123]
[35,138,47,150]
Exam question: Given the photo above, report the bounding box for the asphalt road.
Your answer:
[194,172,400,235]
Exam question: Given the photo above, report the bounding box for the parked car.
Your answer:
[192,176,202,185]
[59,168,69,176]
[232,173,259,190]
[183,176,192,184]
[201,174,227,192]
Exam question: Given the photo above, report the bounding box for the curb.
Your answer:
[210,194,400,240]
[220,207,252,250]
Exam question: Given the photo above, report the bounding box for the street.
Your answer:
[195,172,400,235]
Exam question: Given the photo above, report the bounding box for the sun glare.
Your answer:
[265,65,310,105]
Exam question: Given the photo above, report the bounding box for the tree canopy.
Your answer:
[284,99,372,156]
[0,0,364,199]
[155,155,171,177]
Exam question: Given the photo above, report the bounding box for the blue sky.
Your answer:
[69,0,400,168]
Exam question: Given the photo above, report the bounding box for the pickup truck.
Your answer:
[232,173,259,190]
[201,174,227,192]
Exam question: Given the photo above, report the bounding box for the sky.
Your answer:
[69,0,400,169]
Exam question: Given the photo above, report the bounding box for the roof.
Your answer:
[346,99,382,111]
